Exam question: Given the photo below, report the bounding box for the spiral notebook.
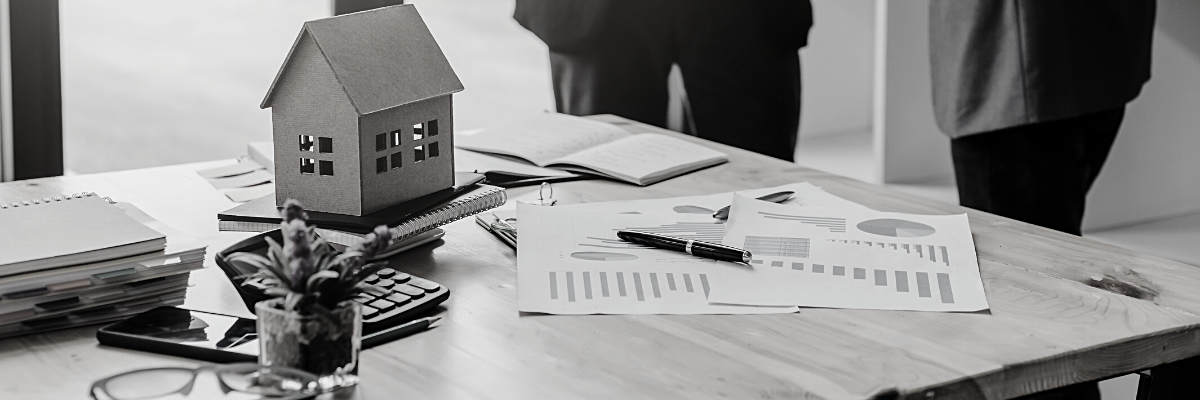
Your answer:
[219,184,507,246]
[0,193,167,278]
[316,184,507,246]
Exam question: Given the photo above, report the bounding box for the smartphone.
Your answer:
[98,307,259,363]
[98,306,424,363]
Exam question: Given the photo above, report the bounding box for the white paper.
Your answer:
[456,113,727,185]
[208,170,273,189]
[221,184,275,203]
[514,182,862,315]
[517,203,797,315]
[708,195,989,312]
[564,182,869,216]
[196,159,264,179]
[456,113,630,166]
[453,148,575,178]
[549,133,727,185]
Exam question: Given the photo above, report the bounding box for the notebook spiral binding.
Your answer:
[0,192,116,209]
[388,187,508,243]
[313,186,508,247]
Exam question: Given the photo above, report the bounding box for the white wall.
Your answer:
[872,0,952,184]
[799,0,875,138]
[1083,0,1200,231]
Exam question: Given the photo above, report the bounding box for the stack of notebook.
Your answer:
[218,172,506,249]
[0,193,206,338]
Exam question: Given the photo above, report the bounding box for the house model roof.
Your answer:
[260,5,464,115]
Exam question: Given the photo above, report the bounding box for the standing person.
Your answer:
[513,0,813,161]
[929,0,1156,238]
[929,1,1155,396]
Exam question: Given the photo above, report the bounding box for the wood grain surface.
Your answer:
[1,115,1198,400]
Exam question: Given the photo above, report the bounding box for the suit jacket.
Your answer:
[929,0,1156,138]
[513,0,813,53]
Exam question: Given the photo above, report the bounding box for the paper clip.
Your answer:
[488,214,518,237]
[486,212,518,248]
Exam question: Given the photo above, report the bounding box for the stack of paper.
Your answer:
[0,195,205,338]
[196,157,274,203]
[514,183,990,315]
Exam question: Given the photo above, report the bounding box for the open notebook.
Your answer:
[456,113,727,186]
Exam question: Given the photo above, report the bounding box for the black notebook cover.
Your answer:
[218,172,485,234]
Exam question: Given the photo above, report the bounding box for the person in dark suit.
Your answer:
[929,0,1156,238]
[930,2,1155,395]
[513,0,813,161]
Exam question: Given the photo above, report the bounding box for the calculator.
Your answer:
[215,229,449,334]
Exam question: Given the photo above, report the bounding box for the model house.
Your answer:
[260,5,463,216]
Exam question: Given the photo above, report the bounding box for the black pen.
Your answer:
[617,230,752,263]
[362,316,441,348]
[711,191,794,220]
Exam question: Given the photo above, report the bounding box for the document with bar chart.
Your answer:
[515,202,799,314]
[708,195,989,312]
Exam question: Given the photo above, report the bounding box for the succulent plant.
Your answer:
[226,200,392,322]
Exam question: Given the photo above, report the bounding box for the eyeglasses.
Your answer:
[90,363,320,400]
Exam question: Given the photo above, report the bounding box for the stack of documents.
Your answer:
[196,157,275,203]
[0,193,205,338]
[512,183,989,315]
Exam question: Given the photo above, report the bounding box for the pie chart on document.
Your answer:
[856,219,936,238]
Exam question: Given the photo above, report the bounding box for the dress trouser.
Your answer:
[545,0,802,161]
[951,108,1125,236]
[953,109,1124,400]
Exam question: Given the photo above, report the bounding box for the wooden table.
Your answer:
[2,116,1200,399]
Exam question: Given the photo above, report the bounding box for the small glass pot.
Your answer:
[256,298,362,392]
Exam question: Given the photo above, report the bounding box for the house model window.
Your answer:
[413,123,424,140]
[319,160,334,176]
[300,135,315,152]
[391,130,402,148]
[429,142,439,158]
[318,137,333,153]
[391,153,402,169]
[414,145,425,162]
[301,158,316,174]
[376,157,387,174]
[428,120,438,136]
[375,133,387,152]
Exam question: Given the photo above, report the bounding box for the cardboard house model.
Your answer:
[260,5,463,216]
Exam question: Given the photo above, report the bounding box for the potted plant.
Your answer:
[225,200,392,392]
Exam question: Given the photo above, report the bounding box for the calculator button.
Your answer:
[360,304,380,319]
[377,268,396,278]
[384,293,411,305]
[376,279,396,289]
[393,284,424,298]
[391,272,411,283]
[367,299,395,312]
[353,293,375,303]
[364,274,380,284]
[408,277,441,292]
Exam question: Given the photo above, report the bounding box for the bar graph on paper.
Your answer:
[828,239,952,267]
[743,236,959,304]
[547,271,711,302]
[745,260,957,304]
[707,195,988,312]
